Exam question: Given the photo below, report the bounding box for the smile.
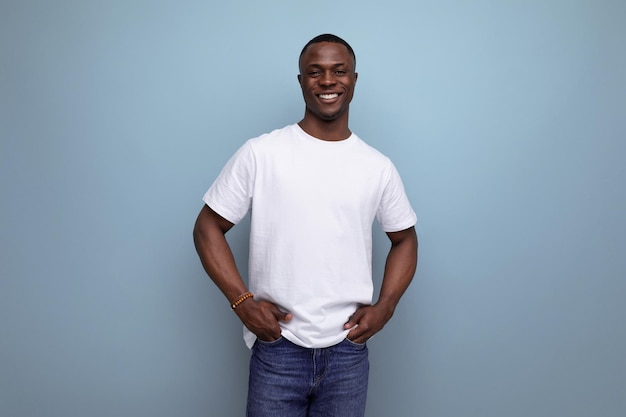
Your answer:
[318,93,339,100]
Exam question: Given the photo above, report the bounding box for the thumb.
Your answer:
[273,308,292,322]
[344,310,363,329]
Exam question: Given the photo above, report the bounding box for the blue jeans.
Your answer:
[247,337,369,417]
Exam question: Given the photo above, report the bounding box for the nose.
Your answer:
[319,70,336,86]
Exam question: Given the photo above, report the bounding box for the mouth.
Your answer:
[317,93,340,100]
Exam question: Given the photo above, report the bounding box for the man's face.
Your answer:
[298,42,358,122]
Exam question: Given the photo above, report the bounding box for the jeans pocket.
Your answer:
[255,336,284,347]
[344,337,367,348]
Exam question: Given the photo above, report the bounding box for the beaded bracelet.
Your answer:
[230,292,253,310]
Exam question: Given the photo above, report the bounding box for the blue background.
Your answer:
[1,1,625,416]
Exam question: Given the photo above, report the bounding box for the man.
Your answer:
[193,34,418,417]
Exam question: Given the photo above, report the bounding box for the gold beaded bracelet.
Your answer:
[230,292,253,310]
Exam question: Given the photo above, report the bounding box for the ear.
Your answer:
[297,74,302,86]
[354,72,358,83]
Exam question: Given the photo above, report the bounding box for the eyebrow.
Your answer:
[306,62,348,69]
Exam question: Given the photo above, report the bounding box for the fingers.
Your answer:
[257,308,292,342]
[344,309,367,343]
[345,305,390,344]
[240,301,291,341]
[344,309,363,330]
[273,308,292,322]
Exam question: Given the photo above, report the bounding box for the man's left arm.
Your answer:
[344,226,418,343]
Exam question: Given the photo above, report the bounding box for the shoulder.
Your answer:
[351,133,394,166]
[229,125,295,161]
[249,124,296,147]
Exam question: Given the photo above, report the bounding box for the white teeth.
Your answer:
[319,93,338,99]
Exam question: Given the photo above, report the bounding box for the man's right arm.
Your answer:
[192,205,291,341]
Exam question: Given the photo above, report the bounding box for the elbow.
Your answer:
[193,209,211,250]
[192,222,200,243]
[192,219,204,251]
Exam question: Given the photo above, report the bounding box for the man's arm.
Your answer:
[193,205,291,341]
[344,226,418,343]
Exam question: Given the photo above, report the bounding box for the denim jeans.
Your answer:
[246,337,369,417]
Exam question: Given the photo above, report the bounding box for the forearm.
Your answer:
[193,205,291,340]
[193,206,248,303]
[344,227,418,342]
[376,227,418,313]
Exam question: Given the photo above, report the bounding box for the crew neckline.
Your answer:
[294,124,356,145]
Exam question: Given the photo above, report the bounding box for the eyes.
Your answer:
[307,69,349,78]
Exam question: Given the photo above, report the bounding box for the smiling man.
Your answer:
[298,38,357,134]
[193,34,418,417]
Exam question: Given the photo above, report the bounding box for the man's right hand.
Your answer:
[234,299,292,341]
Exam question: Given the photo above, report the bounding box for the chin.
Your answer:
[306,105,346,122]
[317,109,345,121]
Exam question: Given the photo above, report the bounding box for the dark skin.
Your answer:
[297,41,358,141]
[193,205,292,341]
[193,41,418,343]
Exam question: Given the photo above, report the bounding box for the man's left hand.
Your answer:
[343,303,395,344]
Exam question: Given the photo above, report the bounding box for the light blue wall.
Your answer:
[2,1,625,416]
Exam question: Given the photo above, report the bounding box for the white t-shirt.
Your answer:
[203,124,416,348]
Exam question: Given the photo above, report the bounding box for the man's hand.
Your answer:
[344,226,418,344]
[235,299,292,342]
[343,303,395,344]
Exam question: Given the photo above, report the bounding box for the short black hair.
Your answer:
[299,34,356,69]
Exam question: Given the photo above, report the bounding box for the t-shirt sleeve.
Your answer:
[376,161,417,232]
[202,141,256,224]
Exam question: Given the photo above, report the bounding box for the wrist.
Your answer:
[374,299,397,318]
[230,291,254,310]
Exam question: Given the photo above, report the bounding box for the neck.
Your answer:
[298,113,351,142]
